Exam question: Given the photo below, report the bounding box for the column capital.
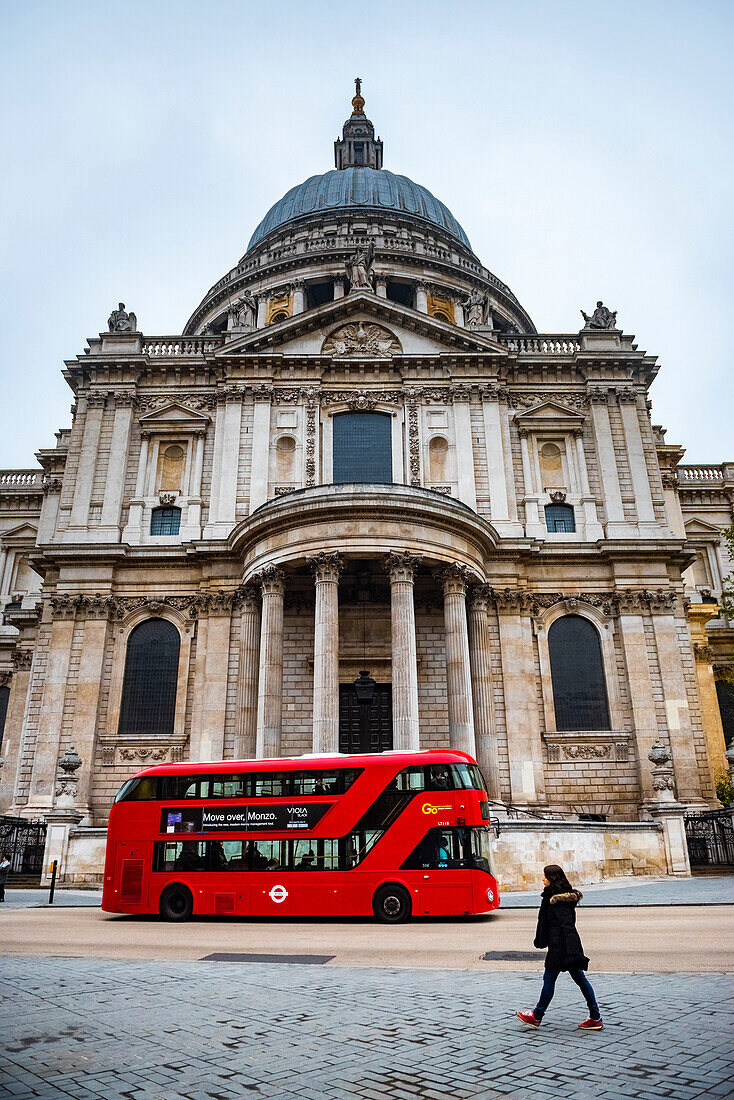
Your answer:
[308,551,344,583]
[254,566,285,597]
[467,583,493,613]
[234,584,260,613]
[385,550,421,583]
[435,562,473,597]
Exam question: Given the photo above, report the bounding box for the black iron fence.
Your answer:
[684,810,734,867]
[0,815,47,876]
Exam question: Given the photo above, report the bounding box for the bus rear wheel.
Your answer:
[159,883,193,922]
[373,883,412,924]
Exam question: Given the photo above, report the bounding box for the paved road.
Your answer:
[1,956,731,1100]
[2,904,733,972]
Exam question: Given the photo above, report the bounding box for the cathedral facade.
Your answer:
[0,87,731,880]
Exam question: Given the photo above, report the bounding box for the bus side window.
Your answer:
[392,767,425,792]
[427,766,452,792]
[253,773,290,797]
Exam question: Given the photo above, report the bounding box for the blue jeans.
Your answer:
[534,965,600,1020]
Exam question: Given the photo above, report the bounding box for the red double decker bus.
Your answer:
[102,749,499,922]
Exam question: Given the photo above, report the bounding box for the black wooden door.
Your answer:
[338,683,393,753]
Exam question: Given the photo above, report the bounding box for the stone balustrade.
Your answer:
[499,334,582,354]
[141,336,224,357]
[677,464,730,485]
[0,470,44,487]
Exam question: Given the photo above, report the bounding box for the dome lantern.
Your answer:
[334,78,383,170]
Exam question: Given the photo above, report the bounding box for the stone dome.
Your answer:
[247,167,472,252]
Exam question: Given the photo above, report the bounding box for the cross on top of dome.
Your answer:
[335,78,383,170]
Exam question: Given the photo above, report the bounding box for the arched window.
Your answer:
[548,615,610,731]
[333,412,392,484]
[150,506,181,535]
[0,684,9,750]
[118,619,180,736]
[545,503,576,533]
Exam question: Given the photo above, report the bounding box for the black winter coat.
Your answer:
[533,887,590,972]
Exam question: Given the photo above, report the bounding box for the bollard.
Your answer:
[48,859,58,905]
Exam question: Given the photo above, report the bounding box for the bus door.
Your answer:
[411,828,474,916]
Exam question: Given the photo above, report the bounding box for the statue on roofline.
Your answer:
[108,303,137,333]
[581,301,618,330]
[228,291,257,330]
[345,242,374,292]
[462,288,488,327]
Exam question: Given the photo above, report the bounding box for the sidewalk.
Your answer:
[501,873,734,907]
[1,888,102,911]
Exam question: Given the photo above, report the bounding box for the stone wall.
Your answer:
[490,820,667,892]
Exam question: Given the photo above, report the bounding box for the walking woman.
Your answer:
[516,864,603,1030]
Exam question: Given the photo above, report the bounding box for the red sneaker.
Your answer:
[578,1017,603,1030]
[516,1011,541,1027]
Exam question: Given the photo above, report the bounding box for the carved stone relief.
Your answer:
[322,322,401,358]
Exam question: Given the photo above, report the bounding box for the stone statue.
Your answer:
[108,303,137,333]
[228,291,257,330]
[345,242,374,291]
[462,288,487,327]
[581,301,618,330]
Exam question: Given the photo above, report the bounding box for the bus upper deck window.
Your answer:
[114,776,157,802]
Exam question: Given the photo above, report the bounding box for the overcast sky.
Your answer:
[1,0,732,467]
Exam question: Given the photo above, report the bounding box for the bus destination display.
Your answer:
[161,804,331,834]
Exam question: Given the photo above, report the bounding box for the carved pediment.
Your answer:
[0,522,38,547]
[216,291,508,358]
[138,402,211,435]
[322,322,401,359]
[514,400,586,433]
[684,518,723,536]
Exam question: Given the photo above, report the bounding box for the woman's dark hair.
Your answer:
[543,864,575,894]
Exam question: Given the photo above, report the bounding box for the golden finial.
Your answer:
[351,76,365,116]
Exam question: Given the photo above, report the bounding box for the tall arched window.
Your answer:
[118,619,180,736]
[333,412,392,484]
[548,615,610,731]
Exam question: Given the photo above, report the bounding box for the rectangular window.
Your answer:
[332,412,392,485]
[354,143,364,164]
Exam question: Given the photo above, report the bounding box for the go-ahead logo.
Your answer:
[421,803,452,815]
[269,884,288,904]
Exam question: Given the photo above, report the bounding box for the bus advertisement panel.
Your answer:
[102,749,499,922]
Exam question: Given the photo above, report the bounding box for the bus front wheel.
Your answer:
[373,883,412,924]
[159,883,193,922]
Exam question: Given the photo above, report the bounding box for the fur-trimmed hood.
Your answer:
[549,890,582,905]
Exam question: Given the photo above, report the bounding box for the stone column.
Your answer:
[192,593,234,763]
[99,392,135,539]
[375,277,387,298]
[618,392,658,536]
[309,553,343,753]
[25,600,77,813]
[687,603,728,779]
[249,389,272,513]
[453,400,477,511]
[235,587,260,760]
[180,430,206,539]
[496,592,546,806]
[467,585,500,799]
[519,430,543,537]
[333,278,346,300]
[589,391,627,537]
[206,390,242,537]
[291,282,306,314]
[122,432,150,541]
[0,654,32,813]
[415,282,429,313]
[437,564,476,757]
[256,295,268,328]
[66,394,106,536]
[617,593,663,805]
[68,604,109,822]
[386,552,421,751]
[573,430,603,539]
[649,595,707,806]
[454,300,465,327]
[255,568,285,758]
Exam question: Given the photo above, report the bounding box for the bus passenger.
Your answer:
[210,841,228,871]
[297,849,316,869]
[175,841,204,872]
[429,767,450,791]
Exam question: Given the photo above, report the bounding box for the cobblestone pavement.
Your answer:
[1,957,732,1100]
[501,874,734,908]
